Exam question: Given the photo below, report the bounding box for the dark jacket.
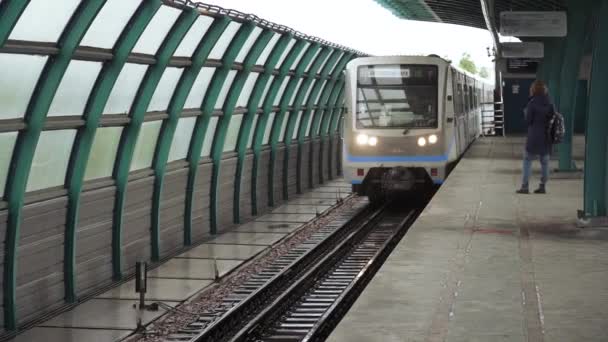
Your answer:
[524,94,553,155]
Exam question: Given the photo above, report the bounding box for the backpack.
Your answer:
[546,105,565,144]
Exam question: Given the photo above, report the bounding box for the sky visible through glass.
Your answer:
[202,0,509,79]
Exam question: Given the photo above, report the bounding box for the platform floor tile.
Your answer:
[285,198,340,206]
[10,327,130,342]
[148,258,241,279]
[296,191,349,199]
[255,212,317,223]
[96,278,210,301]
[229,221,303,233]
[40,299,172,330]
[271,204,331,214]
[205,232,287,245]
[176,243,267,260]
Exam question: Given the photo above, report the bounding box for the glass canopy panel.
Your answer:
[215,70,237,109]
[303,80,316,104]
[148,67,184,112]
[200,116,218,157]
[276,39,297,68]
[223,114,243,152]
[132,5,181,55]
[26,129,77,192]
[304,49,322,73]
[0,54,47,120]
[168,117,196,162]
[262,113,276,145]
[289,79,304,105]
[329,52,345,74]
[174,15,214,57]
[84,126,123,181]
[316,51,334,72]
[292,111,303,139]
[246,115,259,148]
[104,63,148,115]
[9,0,80,43]
[184,67,215,109]
[314,80,328,105]
[259,75,274,106]
[208,21,241,60]
[305,114,314,136]
[48,60,102,116]
[273,78,290,106]
[278,112,290,142]
[234,27,263,63]
[236,73,259,108]
[289,42,310,70]
[255,33,281,65]
[130,121,162,171]
[0,132,18,198]
[80,0,140,48]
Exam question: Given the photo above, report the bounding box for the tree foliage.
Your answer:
[458,53,477,74]
[479,66,489,79]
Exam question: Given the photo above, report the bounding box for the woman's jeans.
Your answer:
[521,150,549,188]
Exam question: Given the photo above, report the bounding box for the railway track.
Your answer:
[162,200,418,342]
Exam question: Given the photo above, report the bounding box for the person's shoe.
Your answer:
[516,187,529,194]
[534,184,546,194]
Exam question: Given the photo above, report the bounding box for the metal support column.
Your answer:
[556,0,591,171]
[580,0,608,223]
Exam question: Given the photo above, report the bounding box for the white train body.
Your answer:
[342,56,494,200]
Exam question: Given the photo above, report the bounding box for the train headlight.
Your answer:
[428,134,438,144]
[368,136,378,146]
[356,134,369,145]
[417,137,427,147]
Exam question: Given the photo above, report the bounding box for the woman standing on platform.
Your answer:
[516,80,554,194]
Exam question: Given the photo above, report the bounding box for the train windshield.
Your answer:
[356,64,438,129]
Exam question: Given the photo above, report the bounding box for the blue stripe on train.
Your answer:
[346,136,456,163]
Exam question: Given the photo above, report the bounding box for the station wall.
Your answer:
[0,0,361,331]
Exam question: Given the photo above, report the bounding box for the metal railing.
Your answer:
[480,101,505,137]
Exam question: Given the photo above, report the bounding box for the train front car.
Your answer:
[343,56,456,202]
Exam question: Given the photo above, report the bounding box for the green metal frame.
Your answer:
[269,44,327,204]
[112,8,198,275]
[64,0,162,303]
[208,26,272,231]
[199,23,255,234]
[3,0,106,329]
[584,0,608,217]
[556,0,593,171]
[233,33,292,223]
[323,78,347,177]
[373,0,437,21]
[250,38,306,214]
[269,43,322,196]
[329,84,347,135]
[183,17,231,244]
[152,17,230,249]
[0,0,31,46]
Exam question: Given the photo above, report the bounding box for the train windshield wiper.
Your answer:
[402,128,410,135]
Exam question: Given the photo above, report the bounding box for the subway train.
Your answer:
[342,55,494,202]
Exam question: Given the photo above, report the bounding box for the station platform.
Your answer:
[10,181,351,342]
[329,136,608,342]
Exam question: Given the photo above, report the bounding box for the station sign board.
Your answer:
[501,42,544,58]
[506,58,539,74]
[500,11,567,37]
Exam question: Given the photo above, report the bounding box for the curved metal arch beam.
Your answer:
[308,52,352,141]
[64,0,163,304]
[208,25,271,233]
[0,0,31,46]
[112,7,199,272]
[2,0,107,330]
[282,48,341,193]
[250,38,306,215]
[267,44,326,205]
[151,16,231,250]
[233,33,292,223]
[328,82,347,136]
[184,21,253,235]
[322,76,347,138]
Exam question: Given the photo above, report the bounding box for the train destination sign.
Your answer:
[506,58,539,74]
[499,11,567,37]
[501,42,544,58]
